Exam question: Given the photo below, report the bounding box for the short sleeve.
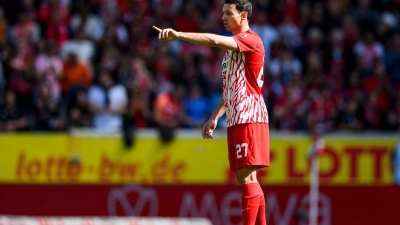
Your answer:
[232,32,260,53]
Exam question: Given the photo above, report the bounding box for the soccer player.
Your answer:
[153,1,269,224]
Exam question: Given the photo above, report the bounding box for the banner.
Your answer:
[0,184,399,225]
[0,134,397,185]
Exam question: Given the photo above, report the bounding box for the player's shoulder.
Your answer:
[232,29,264,54]
[235,29,259,39]
[250,29,264,43]
[236,29,263,46]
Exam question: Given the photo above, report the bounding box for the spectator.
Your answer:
[307,82,337,134]
[336,99,364,131]
[97,46,120,78]
[344,71,364,107]
[303,2,331,36]
[363,61,394,97]
[8,39,34,109]
[127,86,152,128]
[251,12,279,61]
[181,84,209,128]
[0,7,8,102]
[0,89,30,131]
[303,27,328,71]
[342,14,359,55]
[304,51,325,88]
[69,3,102,40]
[33,82,63,131]
[363,62,392,130]
[153,84,184,143]
[384,109,399,131]
[328,29,345,72]
[0,72,4,106]
[277,15,302,50]
[38,0,70,26]
[273,82,306,131]
[174,2,199,33]
[127,23,154,62]
[122,57,154,129]
[62,52,91,96]
[34,40,63,101]
[0,7,8,46]
[152,45,176,93]
[8,10,40,46]
[269,46,302,85]
[328,27,358,77]
[120,0,151,25]
[61,29,95,64]
[363,90,383,130]
[123,57,153,102]
[384,33,400,84]
[44,11,69,48]
[385,92,400,131]
[88,70,128,132]
[327,0,343,29]
[377,12,398,44]
[122,84,152,148]
[68,89,91,128]
[351,0,380,34]
[354,31,384,74]
[18,0,37,21]
[181,53,210,95]
[151,0,183,20]
[92,10,129,49]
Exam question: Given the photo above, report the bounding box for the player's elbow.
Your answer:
[209,38,220,48]
[211,40,235,50]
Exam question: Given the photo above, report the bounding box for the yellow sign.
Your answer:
[0,134,397,185]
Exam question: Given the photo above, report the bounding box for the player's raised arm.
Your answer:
[152,26,239,51]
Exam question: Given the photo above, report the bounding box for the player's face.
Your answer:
[222,4,244,33]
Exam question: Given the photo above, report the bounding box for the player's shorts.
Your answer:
[227,123,270,171]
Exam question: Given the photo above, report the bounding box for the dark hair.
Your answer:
[224,0,252,19]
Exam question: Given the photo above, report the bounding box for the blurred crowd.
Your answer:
[0,0,399,137]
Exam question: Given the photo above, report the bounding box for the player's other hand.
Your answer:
[152,26,179,42]
[201,118,217,139]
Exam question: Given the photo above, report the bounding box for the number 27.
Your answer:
[236,143,248,158]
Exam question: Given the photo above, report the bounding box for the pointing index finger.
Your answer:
[152,25,162,32]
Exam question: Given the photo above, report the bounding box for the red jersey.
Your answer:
[222,29,269,127]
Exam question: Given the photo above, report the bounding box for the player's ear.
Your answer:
[241,11,248,20]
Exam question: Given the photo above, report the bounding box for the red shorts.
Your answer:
[227,123,270,171]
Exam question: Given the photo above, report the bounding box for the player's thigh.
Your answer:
[230,123,270,169]
[253,123,270,167]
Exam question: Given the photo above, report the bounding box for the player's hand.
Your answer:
[201,118,217,139]
[152,26,179,42]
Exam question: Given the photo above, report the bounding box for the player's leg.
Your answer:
[236,166,264,225]
[250,123,269,225]
[228,123,269,225]
[255,194,266,225]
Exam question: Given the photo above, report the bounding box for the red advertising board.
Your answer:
[0,184,399,225]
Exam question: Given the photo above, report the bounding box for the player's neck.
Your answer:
[231,22,250,35]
